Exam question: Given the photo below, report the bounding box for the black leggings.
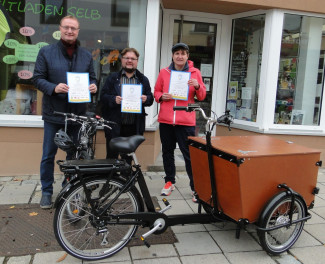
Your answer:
[159,123,195,191]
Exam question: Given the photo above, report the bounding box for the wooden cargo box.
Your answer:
[188,135,321,222]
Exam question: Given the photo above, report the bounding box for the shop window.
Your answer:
[274,14,325,125]
[227,15,265,122]
[0,0,147,116]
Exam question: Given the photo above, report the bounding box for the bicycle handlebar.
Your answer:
[53,111,116,126]
[173,104,233,130]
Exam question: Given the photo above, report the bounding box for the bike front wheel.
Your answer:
[257,193,306,255]
[54,177,142,261]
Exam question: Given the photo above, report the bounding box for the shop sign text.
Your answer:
[0,0,101,21]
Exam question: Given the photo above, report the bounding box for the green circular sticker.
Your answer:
[37,42,49,49]
[53,31,61,40]
[3,55,19,64]
[4,39,19,49]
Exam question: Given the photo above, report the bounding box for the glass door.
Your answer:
[173,20,217,135]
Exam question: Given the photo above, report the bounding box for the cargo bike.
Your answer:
[53,104,322,261]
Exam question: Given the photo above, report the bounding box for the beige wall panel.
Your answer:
[0,128,160,176]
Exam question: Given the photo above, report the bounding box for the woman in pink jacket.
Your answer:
[154,43,206,202]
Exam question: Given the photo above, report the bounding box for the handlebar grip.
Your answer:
[103,120,117,126]
[53,111,66,116]
[173,106,188,111]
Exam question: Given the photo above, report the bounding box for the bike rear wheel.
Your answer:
[54,177,142,261]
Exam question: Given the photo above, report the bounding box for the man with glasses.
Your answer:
[33,15,97,209]
[100,48,153,161]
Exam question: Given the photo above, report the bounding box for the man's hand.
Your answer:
[141,95,147,103]
[115,96,122,104]
[54,83,69,93]
[89,83,97,94]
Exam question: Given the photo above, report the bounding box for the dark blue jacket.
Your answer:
[100,69,153,138]
[33,40,97,124]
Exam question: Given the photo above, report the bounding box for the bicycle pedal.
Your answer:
[159,198,172,213]
[140,218,165,244]
[162,198,170,206]
[140,236,151,248]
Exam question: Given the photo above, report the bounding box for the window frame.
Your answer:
[228,9,325,135]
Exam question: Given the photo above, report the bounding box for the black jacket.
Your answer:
[100,69,153,138]
[33,40,97,124]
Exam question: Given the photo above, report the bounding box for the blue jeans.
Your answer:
[159,123,195,191]
[40,121,79,195]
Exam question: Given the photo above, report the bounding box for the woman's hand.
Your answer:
[188,78,200,89]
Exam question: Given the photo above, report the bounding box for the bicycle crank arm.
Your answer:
[140,218,165,248]
[110,212,167,228]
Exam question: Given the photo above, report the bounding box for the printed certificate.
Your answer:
[67,72,90,103]
[121,84,142,113]
[168,70,191,100]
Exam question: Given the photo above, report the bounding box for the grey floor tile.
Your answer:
[314,195,325,207]
[177,187,193,199]
[225,251,276,264]
[83,247,131,263]
[130,244,177,260]
[33,251,81,263]
[210,230,261,253]
[0,184,35,204]
[133,257,181,264]
[292,230,322,248]
[174,231,221,255]
[171,223,206,234]
[7,255,32,264]
[31,189,42,204]
[158,199,194,215]
[304,223,325,243]
[174,177,191,188]
[204,222,237,231]
[0,176,14,182]
[0,257,4,264]
[290,246,325,264]
[317,172,325,183]
[306,210,325,224]
[274,253,302,264]
[180,254,230,264]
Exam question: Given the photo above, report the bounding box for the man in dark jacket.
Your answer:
[33,15,97,209]
[100,48,153,161]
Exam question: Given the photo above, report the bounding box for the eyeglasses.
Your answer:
[122,57,138,61]
[60,25,79,32]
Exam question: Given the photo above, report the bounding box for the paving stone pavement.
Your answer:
[0,168,324,264]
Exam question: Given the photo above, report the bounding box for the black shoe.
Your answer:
[40,194,52,209]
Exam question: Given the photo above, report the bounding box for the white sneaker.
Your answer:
[161,181,175,196]
[192,191,198,203]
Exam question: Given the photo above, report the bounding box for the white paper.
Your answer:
[203,78,210,92]
[67,72,90,103]
[121,84,142,113]
[200,63,213,77]
[241,87,252,100]
[291,110,305,125]
[169,70,190,100]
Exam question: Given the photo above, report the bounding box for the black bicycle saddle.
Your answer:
[109,135,145,154]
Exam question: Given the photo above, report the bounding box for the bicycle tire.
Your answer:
[54,177,143,261]
[257,193,306,255]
